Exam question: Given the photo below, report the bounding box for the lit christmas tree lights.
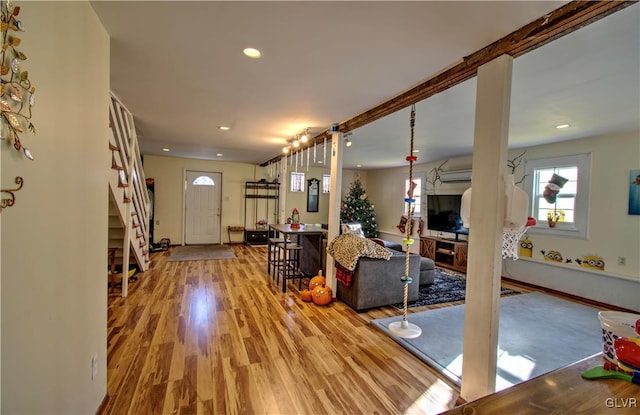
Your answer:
[340,180,379,237]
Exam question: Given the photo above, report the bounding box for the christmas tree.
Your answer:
[340,180,379,237]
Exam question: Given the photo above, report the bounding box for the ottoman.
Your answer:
[419,257,435,286]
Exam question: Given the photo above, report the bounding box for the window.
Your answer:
[290,172,305,192]
[404,178,421,217]
[192,176,215,186]
[524,154,591,239]
[322,174,330,193]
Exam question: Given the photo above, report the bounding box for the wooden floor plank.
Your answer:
[103,244,473,414]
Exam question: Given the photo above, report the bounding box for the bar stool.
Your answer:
[276,242,304,292]
[267,236,287,278]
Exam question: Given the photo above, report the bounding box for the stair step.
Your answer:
[109,230,125,239]
[109,216,123,228]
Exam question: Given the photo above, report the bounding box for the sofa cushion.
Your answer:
[382,241,404,252]
[419,257,436,285]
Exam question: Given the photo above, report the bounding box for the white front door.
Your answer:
[185,171,222,244]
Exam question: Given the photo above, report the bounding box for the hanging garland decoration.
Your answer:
[388,104,421,339]
[1,0,36,160]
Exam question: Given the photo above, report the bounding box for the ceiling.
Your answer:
[91,1,639,170]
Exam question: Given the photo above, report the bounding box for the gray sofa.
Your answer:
[334,239,436,312]
[336,249,422,312]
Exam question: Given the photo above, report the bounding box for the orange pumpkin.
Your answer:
[308,270,325,292]
[300,289,313,302]
[311,284,333,306]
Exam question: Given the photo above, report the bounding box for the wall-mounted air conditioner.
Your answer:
[440,169,472,182]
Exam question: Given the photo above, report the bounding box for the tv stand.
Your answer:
[420,235,468,273]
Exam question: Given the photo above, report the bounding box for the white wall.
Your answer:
[143,155,262,244]
[1,2,109,413]
[366,131,640,310]
[279,165,331,225]
[143,156,347,242]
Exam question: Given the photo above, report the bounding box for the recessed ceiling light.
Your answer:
[356,164,362,168]
[218,126,230,131]
[162,148,170,152]
[243,47,261,58]
[217,153,223,157]
[556,124,570,129]
[412,149,420,153]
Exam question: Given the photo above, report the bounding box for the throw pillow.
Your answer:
[341,222,365,237]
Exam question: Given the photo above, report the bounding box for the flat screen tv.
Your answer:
[427,194,468,238]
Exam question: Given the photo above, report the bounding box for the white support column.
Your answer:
[326,131,344,295]
[461,54,513,401]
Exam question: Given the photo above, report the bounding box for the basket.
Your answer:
[502,217,536,260]
[598,311,640,364]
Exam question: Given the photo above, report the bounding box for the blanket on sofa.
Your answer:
[327,233,392,271]
[335,261,354,287]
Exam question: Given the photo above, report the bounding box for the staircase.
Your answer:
[108,92,150,297]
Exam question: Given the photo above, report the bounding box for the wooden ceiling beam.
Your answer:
[260,0,635,167]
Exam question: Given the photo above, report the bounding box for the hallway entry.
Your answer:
[184,170,222,244]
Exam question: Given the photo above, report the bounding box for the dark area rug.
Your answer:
[392,268,518,309]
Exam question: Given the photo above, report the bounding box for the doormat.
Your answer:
[391,268,518,309]
[168,245,236,261]
[373,292,602,391]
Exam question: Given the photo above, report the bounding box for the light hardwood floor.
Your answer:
[102,244,475,414]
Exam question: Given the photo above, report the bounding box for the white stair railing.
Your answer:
[108,92,150,297]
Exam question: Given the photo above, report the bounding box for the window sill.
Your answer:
[527,224,586,239]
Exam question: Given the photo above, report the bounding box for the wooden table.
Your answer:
[442,354,639,414]
[268,223,326,277]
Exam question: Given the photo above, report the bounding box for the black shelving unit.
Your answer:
[244,181,279,245]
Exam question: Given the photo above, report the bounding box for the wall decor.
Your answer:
[0,174,22,209]
[425,159,447,194]
[629,169,640,215]
[306,178,319,212]
[1,0,36,210]
[507,150,528,185]
[1,0,36,159]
